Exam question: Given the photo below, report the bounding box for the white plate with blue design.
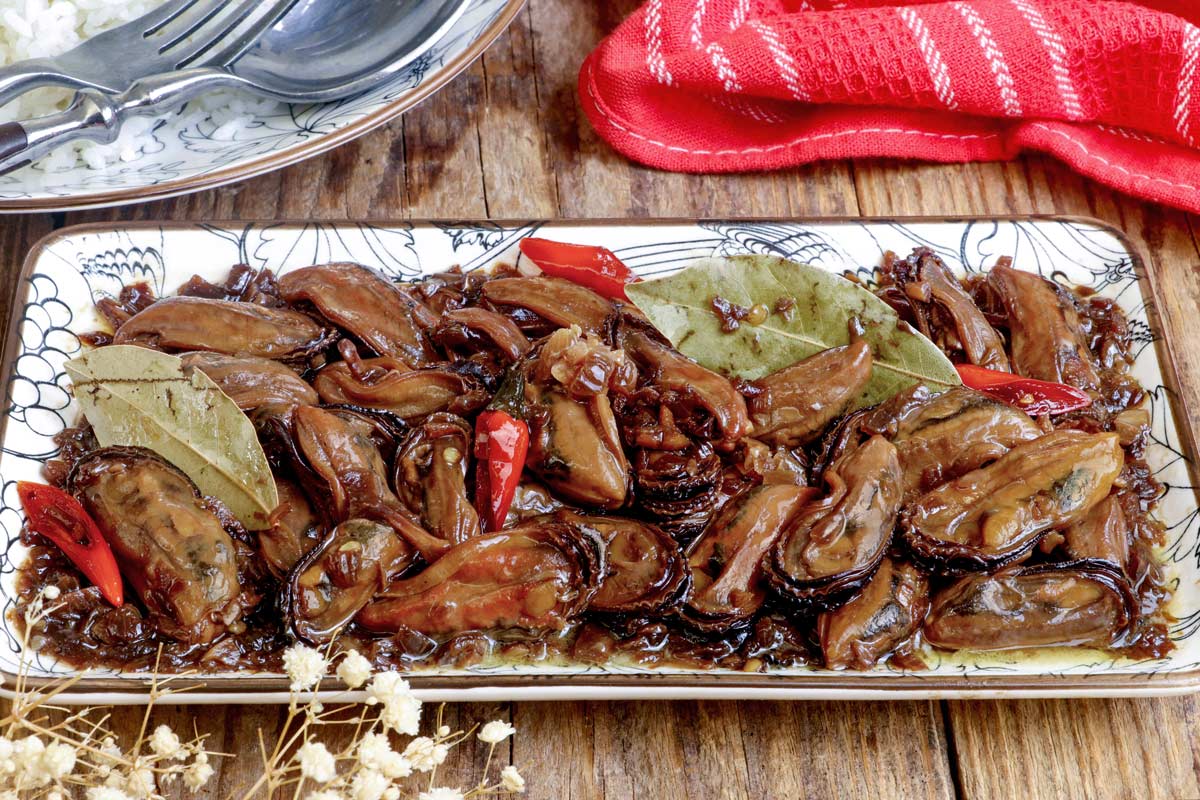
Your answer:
[3,216,1198,703]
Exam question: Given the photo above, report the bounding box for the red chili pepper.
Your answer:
[518,237,639,301]
[474,366,530,532]
[17,482,123,607]
[474,410,529,533]
[955,364,1092,416]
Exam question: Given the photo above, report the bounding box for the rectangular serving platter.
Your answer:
[3,216,1199,704]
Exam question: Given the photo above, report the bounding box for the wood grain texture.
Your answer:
[0,1,1196,798]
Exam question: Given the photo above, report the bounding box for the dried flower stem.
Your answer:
[6,590,529,799]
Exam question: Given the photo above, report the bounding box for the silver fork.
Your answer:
[0,0,301,110]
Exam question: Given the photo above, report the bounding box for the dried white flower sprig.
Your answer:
[4,587,219,800]
[240,642,526,799]
[12,588,528,799]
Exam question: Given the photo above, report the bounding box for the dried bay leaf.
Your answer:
[626,254,960,408]
[64,345,278,530]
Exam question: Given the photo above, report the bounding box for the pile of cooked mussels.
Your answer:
[14,241,1172,674]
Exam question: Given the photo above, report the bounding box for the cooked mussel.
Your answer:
[312,354,487,421]
[623,329,751,448]
[431,307,531,364]
[407,268,488,315]
[988,263,1100,390]
[924,561,1135,650]
[527,389,629,509]
[286,519,415,644]
[292,405,448,560]
[765,436,902,607]
[523,328,633,510]
[356,520,603,637]
[569,514,689,616]
[883,248,1009,370]
[392,413,480,544]
[68,446,250,644]
[113,296,334,360]
[817,557,929,670]
[258,478,323,578]
[814,384,933,477]
[746,340,873,447]
[278,262,438,366]
[322,405,409,463]
[633,443,723,519]
[1063,493,1129,570]
[179,352,318,411]
[901,430,1123,572]
[482,276,614,334]
[507,482,566,523]
[889,387,1041,498]
[680,483,819,632]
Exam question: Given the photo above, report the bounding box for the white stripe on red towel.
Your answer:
[898,7,958,111]
[1009,0,1084,119]
[747,19,809,102]
[1174,24,1200,146]
[953,2,1021,116]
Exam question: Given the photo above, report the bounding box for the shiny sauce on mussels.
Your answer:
[15,247,1173,675]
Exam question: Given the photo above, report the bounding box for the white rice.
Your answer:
[0,0,279,171]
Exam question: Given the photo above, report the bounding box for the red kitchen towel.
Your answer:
[579,0,1200,213]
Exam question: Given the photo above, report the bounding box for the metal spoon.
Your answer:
[0,0,302,110]
[0,0,473,175]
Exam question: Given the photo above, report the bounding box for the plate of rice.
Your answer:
[0,0,524,211]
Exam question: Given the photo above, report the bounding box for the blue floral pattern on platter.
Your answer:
[3,219,1197,689]
[0,0,515,206]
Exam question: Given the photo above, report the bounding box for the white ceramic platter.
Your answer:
[0,0,524,212]
[3,217,1198,704]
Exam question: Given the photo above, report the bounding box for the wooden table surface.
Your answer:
[3,1,1200,797]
